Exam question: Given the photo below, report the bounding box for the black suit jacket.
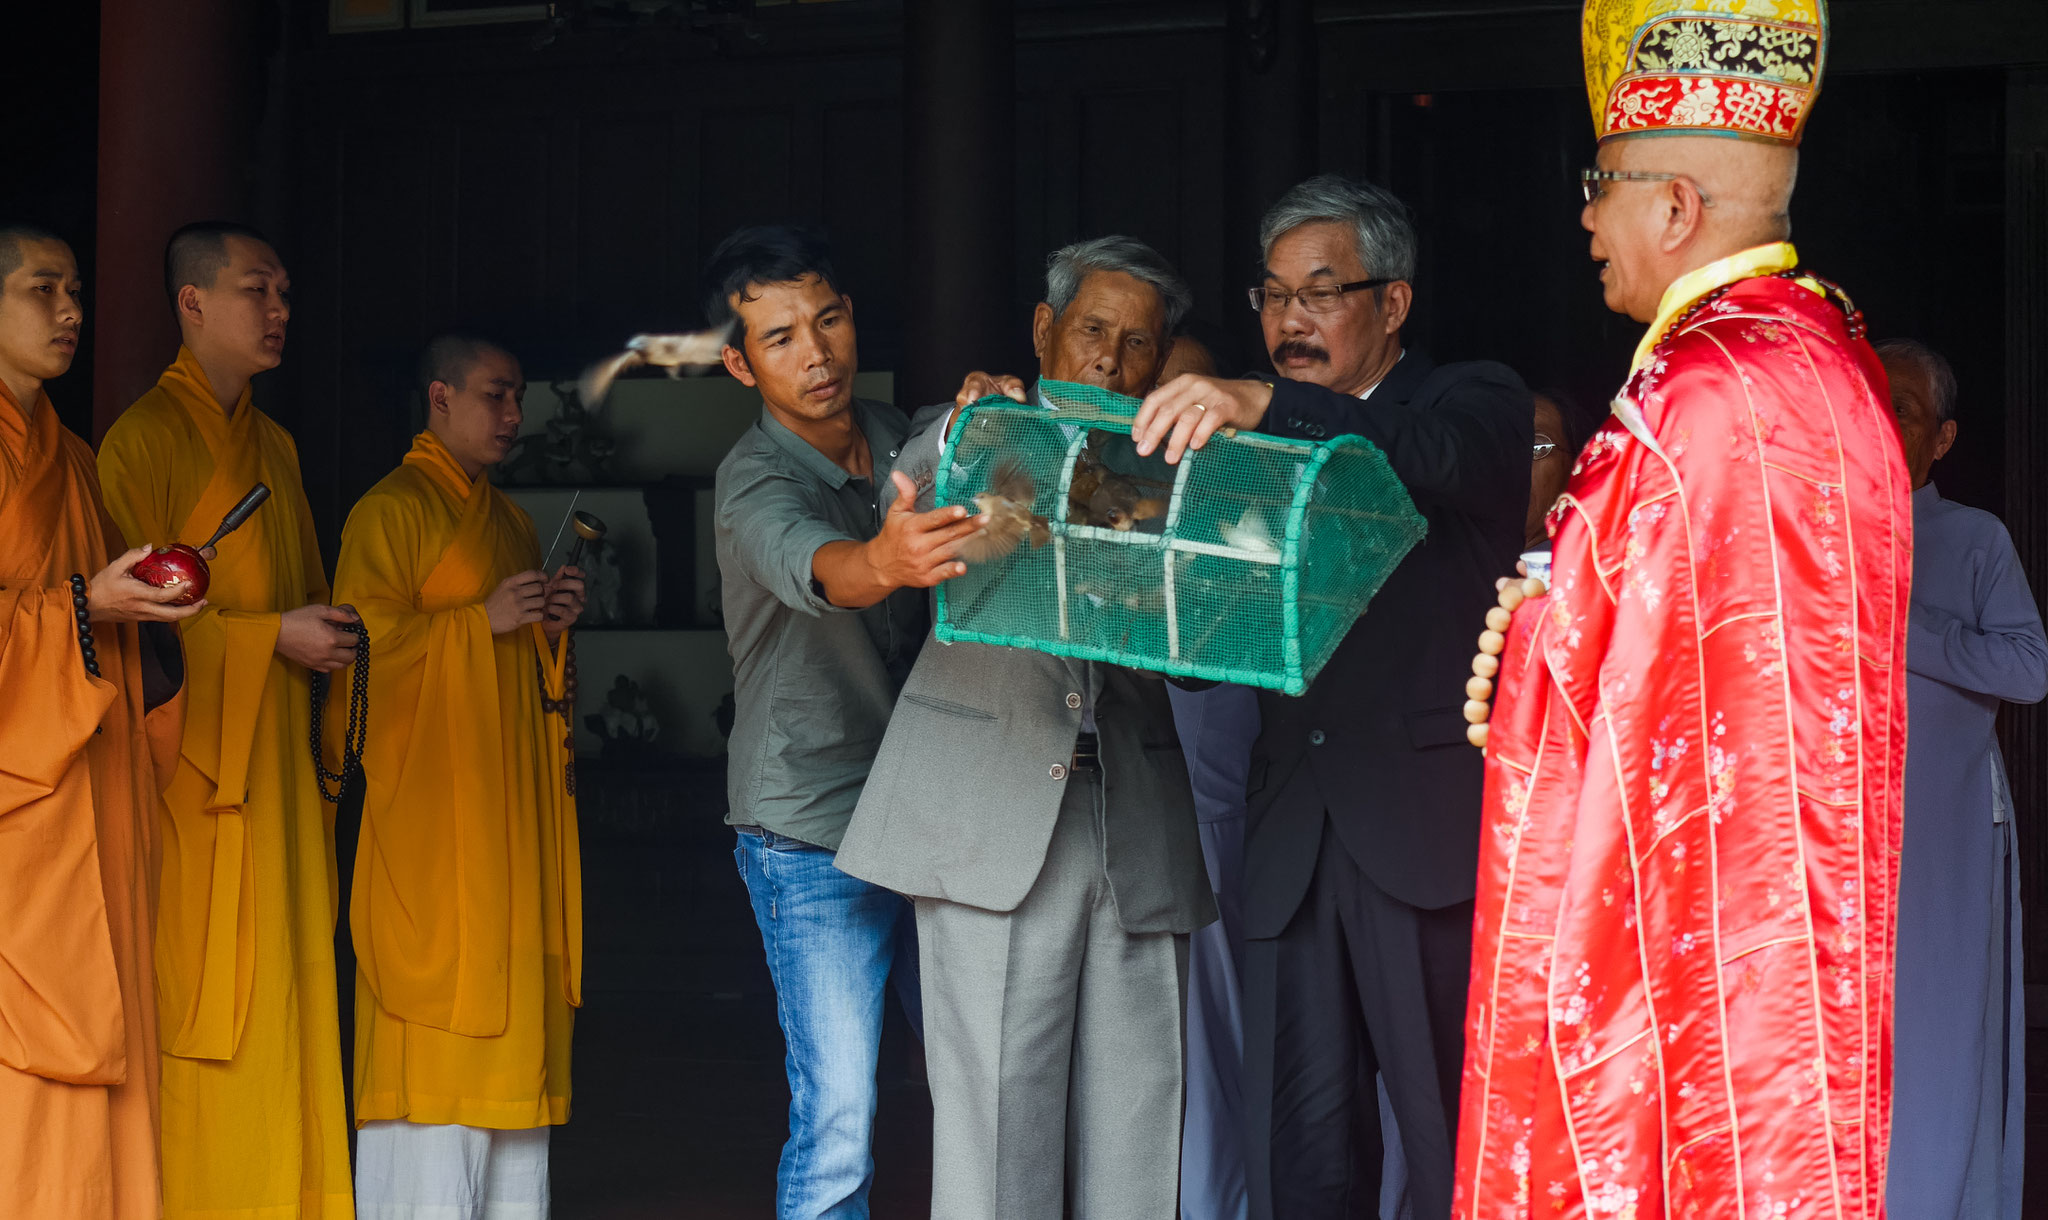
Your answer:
[1242,350,1531,936]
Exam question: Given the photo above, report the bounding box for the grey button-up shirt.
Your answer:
[715,398,927,849]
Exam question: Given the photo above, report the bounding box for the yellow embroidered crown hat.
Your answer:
[1582,0,1827,144]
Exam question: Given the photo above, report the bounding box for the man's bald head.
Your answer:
[0,224,82,409]
[166,223,291,389]
[1611,135,1799,244]
[1582,135,1801,322]
[0,224,66,280]
[164,221,274,305]
[421,333,514,397]
[419,334,514,397]
[421,334,525,478]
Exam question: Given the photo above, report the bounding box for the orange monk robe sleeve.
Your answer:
[541,626,582,1011]
[333,485,514,1038]
[285,435,331,605]
[0,585,127,1085]
[96,411,287,795]
[96,414,279,1061]
[279,444,345,920]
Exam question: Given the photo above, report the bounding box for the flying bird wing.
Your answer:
[578,348,645,407]
[1220,507,1278,555]
[955,527,1023,564]
[957,459,1045,563]
[640,326,733,374]
[989,458,1035,505]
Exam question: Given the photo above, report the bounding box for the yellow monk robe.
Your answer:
[0,384,172,1220]
[333,429,581,1129]
[97,346,352,1219]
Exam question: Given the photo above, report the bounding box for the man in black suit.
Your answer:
[1134,174,1530,1220]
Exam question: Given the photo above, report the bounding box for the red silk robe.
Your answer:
[1454,245,1912,1220]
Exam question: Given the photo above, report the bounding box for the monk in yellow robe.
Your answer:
[0,223,198,1219]
[98,222,359,1219]
[331,334,583,1214]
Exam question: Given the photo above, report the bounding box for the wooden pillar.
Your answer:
[901,0,1016,407]
[94,0,258,438]
[2003,67,2048,989]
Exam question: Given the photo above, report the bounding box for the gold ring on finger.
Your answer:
[1192,402,1208,413]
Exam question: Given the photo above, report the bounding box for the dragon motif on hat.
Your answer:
[1583,0,1827,144]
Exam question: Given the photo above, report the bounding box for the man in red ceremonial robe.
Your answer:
[1454,3,1913,1217]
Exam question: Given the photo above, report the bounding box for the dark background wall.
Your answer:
[5,0,2046,973]
[252,1,2027,541]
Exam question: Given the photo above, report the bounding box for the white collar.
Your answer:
[1356,349,1406,401]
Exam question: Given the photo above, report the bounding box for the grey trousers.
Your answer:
[915,770,1190,1219]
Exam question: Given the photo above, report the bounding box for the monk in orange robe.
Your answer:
[331,335,583,1214]
[0,223,198,1219]
[98,222,359,1219]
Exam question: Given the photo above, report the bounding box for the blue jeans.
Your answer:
[735,827,917,1220]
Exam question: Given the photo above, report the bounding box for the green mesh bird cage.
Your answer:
[931,379,1427,695]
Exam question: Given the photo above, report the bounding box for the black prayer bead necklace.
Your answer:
[537,633,578,797]
[69,573,100,678]
[309,622,370,803]
[537,634,578,719]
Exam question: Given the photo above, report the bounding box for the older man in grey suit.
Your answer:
[836,236,1215,1219]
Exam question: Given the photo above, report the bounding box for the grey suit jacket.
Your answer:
[833,403,1216,935]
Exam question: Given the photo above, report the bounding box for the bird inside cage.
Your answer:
[1066,429,1169,532]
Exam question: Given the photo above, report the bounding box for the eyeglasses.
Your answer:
[1580,168,1678,204]
[1248,278,1394,315]
[1533,433,1558,461]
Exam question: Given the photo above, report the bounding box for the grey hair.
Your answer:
[1874,338,1959,425]
[1044,236,1193,334]
[1259,174,1417,283]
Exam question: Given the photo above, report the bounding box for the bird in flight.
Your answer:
[578,326,734,406]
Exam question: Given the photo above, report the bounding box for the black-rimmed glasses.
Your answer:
[1248,278,1394,315]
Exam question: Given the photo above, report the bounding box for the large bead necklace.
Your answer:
[536,634,578,796]
[310,621,370,802]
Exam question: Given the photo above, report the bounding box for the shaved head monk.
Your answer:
[0,223,197,1218]
[332,334,585,1216]
[97,221,356,1218]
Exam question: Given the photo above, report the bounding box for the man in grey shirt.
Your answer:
[709,225,979,1220]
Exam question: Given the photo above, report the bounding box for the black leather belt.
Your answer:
[1071,731,1101,771]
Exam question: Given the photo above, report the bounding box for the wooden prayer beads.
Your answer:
[69,573,99,678]
[310,622,370,803]
[1464,572,1548,750]
[538,634,580,797]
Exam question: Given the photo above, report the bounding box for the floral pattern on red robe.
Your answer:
[1453,257,1912,1220]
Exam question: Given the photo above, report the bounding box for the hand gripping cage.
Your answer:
[932,379,1427,694]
